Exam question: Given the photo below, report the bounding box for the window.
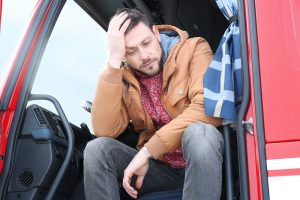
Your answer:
[31,0,107,131]
[0,0,38,84]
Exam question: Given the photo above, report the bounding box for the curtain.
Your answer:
[203,0,242,123]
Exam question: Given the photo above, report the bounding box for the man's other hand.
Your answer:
[122,147,152,199]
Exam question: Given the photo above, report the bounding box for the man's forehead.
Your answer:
[125,35,152,48]
[125,24,155,47]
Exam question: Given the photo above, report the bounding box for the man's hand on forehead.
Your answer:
[108,12,131,33]
[107,11,131,69]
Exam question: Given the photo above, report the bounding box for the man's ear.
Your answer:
[123,60,131,68]
[152,25,160,42]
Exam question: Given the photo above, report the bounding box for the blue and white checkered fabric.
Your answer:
[203,0,242,123]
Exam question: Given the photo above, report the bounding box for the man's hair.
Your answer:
[113,8,152,34]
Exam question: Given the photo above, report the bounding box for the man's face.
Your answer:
[124,22,163,76]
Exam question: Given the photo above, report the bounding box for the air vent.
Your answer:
[33,107,47,126]
[16,169,34,190]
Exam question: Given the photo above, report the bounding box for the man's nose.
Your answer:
[139,49,149,60]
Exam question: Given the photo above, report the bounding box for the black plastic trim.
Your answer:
[30,94,74,200]
[31,129,68,147]
[223,125,234,200]
[236,0,251,199]
[74,0,108,30]
[247,0,270,199]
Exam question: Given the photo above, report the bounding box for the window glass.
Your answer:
[31,0,107,131]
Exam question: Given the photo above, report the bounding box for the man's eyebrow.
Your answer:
[126,36,152,49]
[125,46,136,50]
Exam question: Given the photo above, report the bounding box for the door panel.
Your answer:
[255,0,300,143]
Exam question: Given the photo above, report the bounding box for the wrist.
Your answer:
[108,58,123,69]
[140,147,153,160]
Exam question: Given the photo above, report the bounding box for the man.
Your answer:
[84,8,224,200]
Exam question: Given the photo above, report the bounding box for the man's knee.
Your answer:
[182,122,224,158]
[84,137,116,161]
[182,122,219,142]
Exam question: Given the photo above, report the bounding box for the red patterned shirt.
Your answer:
[136,71,186,168]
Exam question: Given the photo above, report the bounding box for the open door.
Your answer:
[0,0,68,199]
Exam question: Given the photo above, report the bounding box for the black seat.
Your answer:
[138,189,182,200]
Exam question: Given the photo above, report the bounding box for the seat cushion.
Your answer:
[138,189,183,200]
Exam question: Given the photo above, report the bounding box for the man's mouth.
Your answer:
[142,60,154,69]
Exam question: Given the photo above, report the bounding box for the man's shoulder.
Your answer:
[184,37,209,47]
[174,37,210,57]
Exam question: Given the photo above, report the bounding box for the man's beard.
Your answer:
[135,48,165,77]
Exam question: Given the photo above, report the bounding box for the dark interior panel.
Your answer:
[75,0,228,52]
[6,105,90,200]
[177,0,227,51]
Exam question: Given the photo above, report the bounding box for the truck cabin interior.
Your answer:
[5,0,237,200]
[75,0,228,53]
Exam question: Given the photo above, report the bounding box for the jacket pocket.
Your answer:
[168,78,189,106]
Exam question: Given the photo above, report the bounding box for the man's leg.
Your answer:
[182,122,224,200]
[84,137,184,200]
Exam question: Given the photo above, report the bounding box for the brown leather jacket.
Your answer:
[91,25,221,159]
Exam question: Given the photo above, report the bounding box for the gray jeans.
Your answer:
[84,122,224,200]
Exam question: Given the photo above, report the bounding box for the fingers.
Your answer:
[123,171,138,199]
[123,173,135,191]
[119,17,131,32]
[108,12,131,33]
[107,11,131,67]
[122,151,150,198]
[135,175,145,189]
[108,12,126,28]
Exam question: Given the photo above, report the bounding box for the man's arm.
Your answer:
[91,67,129,137]
[122,146,152,199]
[91,13,131,137]
[144,38,222,158]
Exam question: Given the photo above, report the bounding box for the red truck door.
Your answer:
[245,0,300,199]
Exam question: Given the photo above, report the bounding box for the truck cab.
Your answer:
[0,0,299,199]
